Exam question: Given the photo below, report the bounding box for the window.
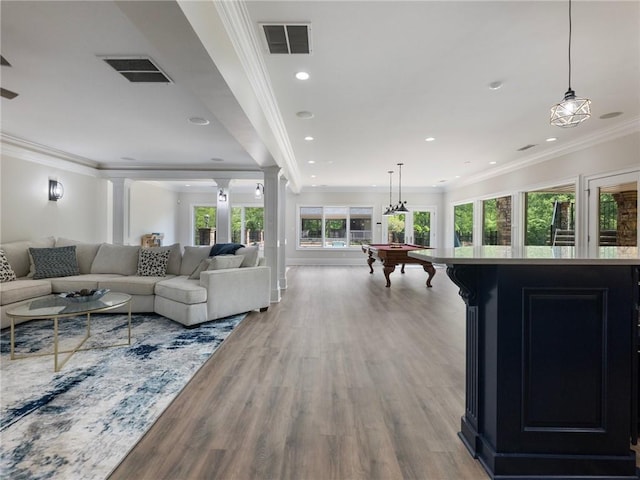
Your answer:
[193,206,216,246]
[232,206,264,247]
[454,203,473,246]
[525,186,575,246]
[483,196,511,245]
[298,206,373,248]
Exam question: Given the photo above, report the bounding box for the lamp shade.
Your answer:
[550,88,591,128]
[49,180,64,201]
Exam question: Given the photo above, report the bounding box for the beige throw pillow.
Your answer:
[207,255,244,270]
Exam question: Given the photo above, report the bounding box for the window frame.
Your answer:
[297,205,374,250]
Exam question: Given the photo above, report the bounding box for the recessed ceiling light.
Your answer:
[311,184,317,187]
[455,175,461,178]
[464,161,471,164]
[372,184,377,187]
[304,136,314,141]
[425,137,435,142]
[489,161,497,165]
[120,156,136,161]
[210,158,224,162]
[599,111,623,119]
[295,71,310,80]
[546,137,557,142]
[439,179,446,183]
[185,184,191,187]
[296,111,314,119]
[308,160,315,164]
[488,81,503,90]
[311,175,316,178]
[188,117,209,125]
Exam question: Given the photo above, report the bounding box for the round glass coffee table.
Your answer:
[7,292,132,372]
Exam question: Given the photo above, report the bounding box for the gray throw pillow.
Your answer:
[235,246,259,267]
[90,244,140,275]
[188,257,212,279]
[28,245,80,279]
[0,249,17,283]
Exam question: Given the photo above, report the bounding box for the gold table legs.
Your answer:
[10,302,132,372]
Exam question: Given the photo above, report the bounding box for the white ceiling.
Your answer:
[1,1,639,194]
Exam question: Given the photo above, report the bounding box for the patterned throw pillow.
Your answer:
[28,245,80,279]
[137,248,171,277]
[0,249,17,283]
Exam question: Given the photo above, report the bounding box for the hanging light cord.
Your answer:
[388,170,393,206]
[567,0,573,90]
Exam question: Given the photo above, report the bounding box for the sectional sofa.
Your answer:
[0,237,271,329]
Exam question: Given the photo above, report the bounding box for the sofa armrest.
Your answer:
[199,266,270,321]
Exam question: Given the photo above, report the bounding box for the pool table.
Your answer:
[361,243,436,288]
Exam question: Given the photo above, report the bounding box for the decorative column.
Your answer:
[110,178,131,245]
[263,166,281,302]
[214,178,231,243]
[278,174,287,292]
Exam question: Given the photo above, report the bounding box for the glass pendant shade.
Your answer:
[550,88,591,128]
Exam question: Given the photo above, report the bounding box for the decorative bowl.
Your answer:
[58,288,110,303]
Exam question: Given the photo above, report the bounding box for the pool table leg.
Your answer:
[367,254,375,274]
[383,264,395,287]
[423,263,436,287]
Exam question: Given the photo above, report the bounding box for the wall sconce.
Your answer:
[49,180,64,201]
[255,182,264,199]
[218,189,227,202]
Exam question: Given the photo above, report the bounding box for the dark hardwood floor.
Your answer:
[108,265,491,479]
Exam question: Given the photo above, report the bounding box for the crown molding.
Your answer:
[213,0,302,193]
[1,133,100,177]
[446,116,640,191]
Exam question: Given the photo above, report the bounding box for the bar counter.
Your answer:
[409,246,640,480]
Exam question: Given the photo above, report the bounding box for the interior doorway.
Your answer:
[384,207,436,246]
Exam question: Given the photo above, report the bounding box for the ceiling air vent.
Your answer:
[517,144,537,152]
[101,56,172,84]
[261,24,311,54]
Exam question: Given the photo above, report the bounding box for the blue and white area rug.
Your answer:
[0,312,245,480]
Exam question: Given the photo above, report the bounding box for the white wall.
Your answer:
[285,188,444,265]
[128,181,180,246]
[0,154,109,243]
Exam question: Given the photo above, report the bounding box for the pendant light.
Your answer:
[383,170,395,216]
[550,0,591,128]
[395,163,408,213]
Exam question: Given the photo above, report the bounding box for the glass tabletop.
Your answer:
[7,292,132,319]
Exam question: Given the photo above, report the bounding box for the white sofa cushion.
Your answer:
[146,243,182,275]
[98,275,176,296]
[155,276,207,305]
[49,274,122,293]
[90,244,140,275]
[55,238,101,274]
[179,246,210,276]
[0,279,52,305]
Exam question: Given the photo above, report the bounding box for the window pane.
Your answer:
[194,206,216,246]
[231,207,242,244]
[413,211,431,246]
[300,207,322,247]
[483,196,511,246]
[525,188,575,246]
[245,207,264,246]
[325,216,347,247]
[388,213,405,243]
[349,207,372,245]
[454,203,473,246]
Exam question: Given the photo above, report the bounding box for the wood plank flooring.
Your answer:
[108,265,491,480]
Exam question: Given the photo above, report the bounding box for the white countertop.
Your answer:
[408,246,640,265]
